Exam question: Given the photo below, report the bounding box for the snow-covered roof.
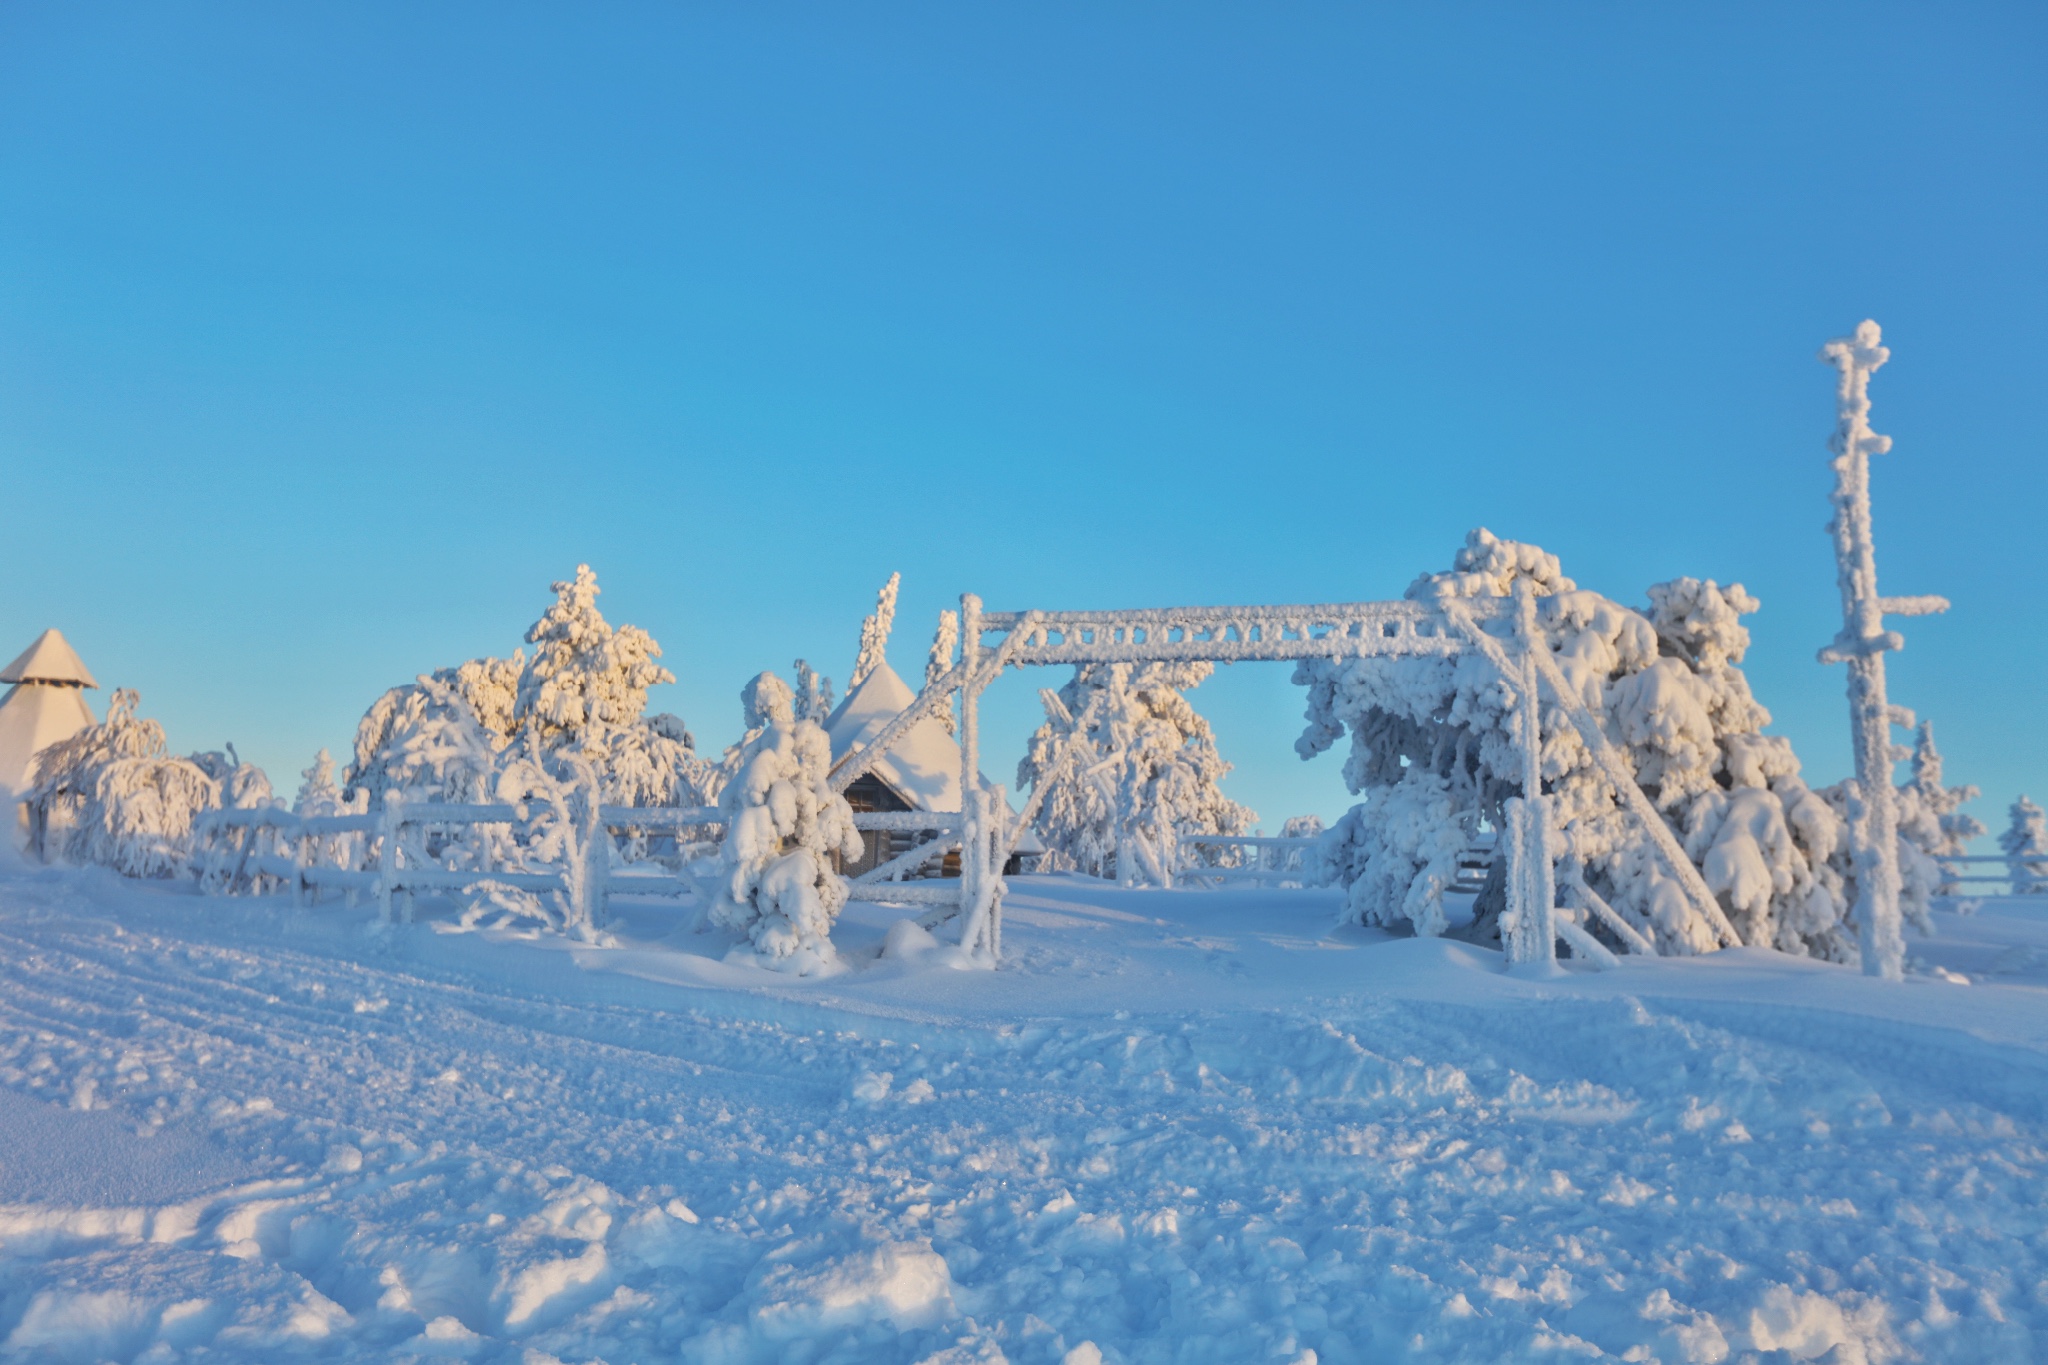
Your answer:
[0,681,95,793]
[0,629,98,688]
[825,660,963,812]
[821,660,1045,853]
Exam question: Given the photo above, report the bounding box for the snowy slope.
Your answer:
[2,864,2047,1363]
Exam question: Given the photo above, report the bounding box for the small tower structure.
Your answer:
[0,629,100,796]
[1818,321,1948,980]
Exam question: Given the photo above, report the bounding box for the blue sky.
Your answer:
[1,4,2042,843]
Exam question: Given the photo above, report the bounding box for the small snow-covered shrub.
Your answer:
[708,672,863,973]
[24,689,220,878]
[1018,661,1255,884]
[2003,797,2048,895]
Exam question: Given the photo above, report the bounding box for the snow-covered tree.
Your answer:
[293,748,367,871]
[1018,661,1255,884]
[849,573,900,691]
[23,689,221,878]
[1263,814,1324,880]
[346,568,716,813]
[2003,797,2048,896]
[188,744,274,812]
[347,673,501,811]
[516,564,674,745]
[1890,721,1984,909]
[925,610,959,735]
[707,671,863,973]
[1299,529,1850,957]
[793,660,835,724]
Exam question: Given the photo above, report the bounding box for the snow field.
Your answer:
[1,869,2047,1362]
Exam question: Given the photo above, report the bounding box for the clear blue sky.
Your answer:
[1,4,2042,843]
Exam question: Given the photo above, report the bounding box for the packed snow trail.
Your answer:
[2,870,2047,1362]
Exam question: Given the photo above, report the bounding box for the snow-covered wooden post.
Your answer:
[376,792,403,924]
[957,593,986,956]
[1818,320,1948,981]
[1502,582,1557,968]
[569,767,608,932]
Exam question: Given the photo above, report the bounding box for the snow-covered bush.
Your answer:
[24,689,221,878]
[2003,797,2048,895]
[1299,529,1850,957]
[707,672,863,973]
[1019,661,1255,884]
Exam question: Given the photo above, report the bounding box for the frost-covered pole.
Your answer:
[1508,583,1556,967]
[1818,320,1948,981]
[957,593,986,956]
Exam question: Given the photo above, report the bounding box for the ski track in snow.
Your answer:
[1,870,2046,1363]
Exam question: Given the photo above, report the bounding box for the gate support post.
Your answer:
[957,594,986,956]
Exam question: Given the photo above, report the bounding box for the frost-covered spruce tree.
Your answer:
[293,748,367,871]
[925,610,960,735]
[515,567,715,807]
[1018,661,1255,883]
[849,573,900,691]
[2003,797,2048,896]
[1889,722,1984,910]
[792,660,835,724]
[708,672,863,973]
[1299,529,1849,956]
[23,689,221,878]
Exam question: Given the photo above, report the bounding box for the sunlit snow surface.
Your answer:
[3,870,2047,1363]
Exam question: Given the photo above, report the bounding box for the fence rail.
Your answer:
[195,792,727,927]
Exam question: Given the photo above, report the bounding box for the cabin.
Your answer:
[823,658,1041,878]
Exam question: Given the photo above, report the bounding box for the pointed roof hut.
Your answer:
[0,629,99,794]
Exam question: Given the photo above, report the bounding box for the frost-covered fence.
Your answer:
[1177,835,1319,887]
[194,791,721,932]
[1934,855,2048,902]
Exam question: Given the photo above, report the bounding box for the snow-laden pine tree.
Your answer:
[1300,529,1849,954]
[925,610,960,735]
[1018,661,1255,884]
[346,567,716,812]
[293,748,367,872]
[707,671,863,973]
[2003,797,2048,896]
[1888,722,1984,912]
[516,564,672,743]
[23,689,220,878]
[849,573,900,691]
[793,660,836,724]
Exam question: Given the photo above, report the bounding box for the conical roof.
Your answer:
[0,629,97,687]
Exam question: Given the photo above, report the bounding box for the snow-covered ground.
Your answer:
[3,868,2047,1364]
